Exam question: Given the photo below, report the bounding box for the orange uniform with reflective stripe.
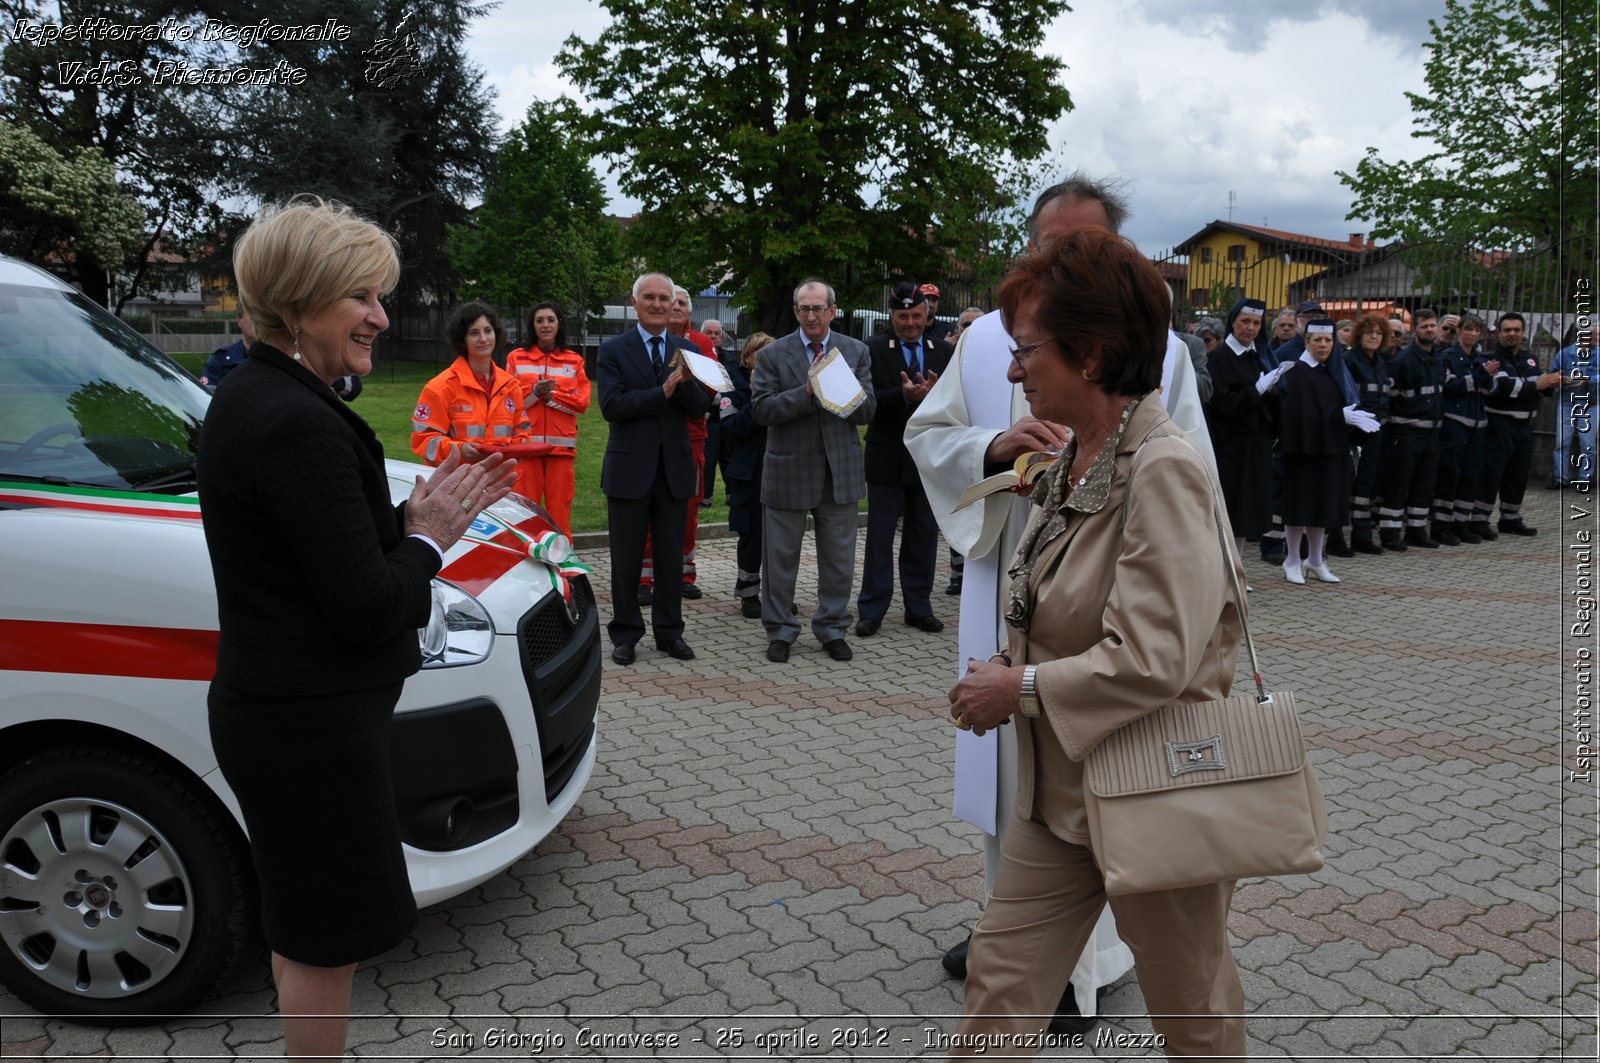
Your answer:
[504,346,590,456]
[503,345,591,535]
[410,357,530,467]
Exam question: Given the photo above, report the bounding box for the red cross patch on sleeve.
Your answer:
[414,402,431,420]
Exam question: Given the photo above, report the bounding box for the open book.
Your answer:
[952,450,1059,511]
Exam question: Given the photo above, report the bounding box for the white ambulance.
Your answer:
[0,256,600,1020]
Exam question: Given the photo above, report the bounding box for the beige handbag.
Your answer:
[1083,444,1328,896]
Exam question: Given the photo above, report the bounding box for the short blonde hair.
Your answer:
[233,197,400,337]
[740,331,774,369]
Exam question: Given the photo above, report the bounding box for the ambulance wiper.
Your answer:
[130,464,200,492]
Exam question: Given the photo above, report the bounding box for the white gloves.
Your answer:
[1255,363,1290,394]
[1343,404,1380,433]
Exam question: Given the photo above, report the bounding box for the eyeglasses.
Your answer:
[1009,337,1049,368]
[795,305,832,317]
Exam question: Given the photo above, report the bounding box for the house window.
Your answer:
[1227,244,1246,263]
[1200,247,1212,264]
[1190,288,1207,307]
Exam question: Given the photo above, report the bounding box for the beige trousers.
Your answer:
[954,816,1247,1061]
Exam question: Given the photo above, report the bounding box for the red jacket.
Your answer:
[410,357,529,465]
[673,327,718,444]
[505,345,591,457]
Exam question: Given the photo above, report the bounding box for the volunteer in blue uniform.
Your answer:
[199,308,255,389]
[1377,308,1446,550]
[1343,313,1392,553]
[1433,314,1491,543]
[1548,326,1597,489]
[1476,313,1560,536]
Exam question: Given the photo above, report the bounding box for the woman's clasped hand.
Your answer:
[947,656,1020,735]
[405,445,518,548]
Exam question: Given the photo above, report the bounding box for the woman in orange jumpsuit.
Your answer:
[505,302,591,534]
[411,301,530,474]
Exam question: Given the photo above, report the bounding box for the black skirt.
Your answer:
[1214,433,1274,537]
[209,680,416,966]
[1283,452,1352,528]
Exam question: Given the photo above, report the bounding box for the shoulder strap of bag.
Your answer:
[1122,431,1269,704]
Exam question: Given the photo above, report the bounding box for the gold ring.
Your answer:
[459,498,472,511]
[955,716,972,731]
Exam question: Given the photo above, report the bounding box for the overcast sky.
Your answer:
[463,0,1448,254]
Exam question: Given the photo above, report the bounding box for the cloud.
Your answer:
[1033,5,1430,248]
[464,1,1440,242]
[1131,0,1449,43]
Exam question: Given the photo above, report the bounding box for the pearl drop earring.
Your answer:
[292,325,302,361]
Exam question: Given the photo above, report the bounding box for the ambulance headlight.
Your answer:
[419,581,494,667]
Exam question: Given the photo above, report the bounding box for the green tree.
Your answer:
[0,121,144,265]
[1338,0,1596,295]
[449,100,626,326]
[0,0,235,306]
[230,0,500,303]
[558,0,1072,333]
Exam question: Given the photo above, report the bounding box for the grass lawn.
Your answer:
[172,352,731,533]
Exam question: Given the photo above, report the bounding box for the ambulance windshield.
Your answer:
[0,282,209,492]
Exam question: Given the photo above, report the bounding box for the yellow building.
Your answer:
[1174,221,1374,313]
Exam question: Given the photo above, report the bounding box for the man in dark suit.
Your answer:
[857,281,952,635]
[596,271,712,665]
[752,277,877,663]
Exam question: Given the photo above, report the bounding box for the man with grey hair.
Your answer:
[596,272,712,665]
[753,277,876,663]
[639,286,718,602]
[906,171,1213,1033]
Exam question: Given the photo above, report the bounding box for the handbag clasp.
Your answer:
[1166,734,1226,777]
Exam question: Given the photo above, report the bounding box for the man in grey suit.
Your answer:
[753,278,877,663]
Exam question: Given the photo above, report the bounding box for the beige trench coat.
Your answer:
[1005,395,1246,843]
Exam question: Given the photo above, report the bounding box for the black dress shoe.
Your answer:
[1432,526,1461,546]
[1260,545,1287,565]
[822,638,853,661]
[681,583,703,599]
[1498,519,1537,536]
[766,640,790,663]
[1326,534,1355,558]
[1352,538,1384,555]
[1048,984,1098,1036]
[1456,526,1483,544]
[655,638,695,660]
[637,586,653,605]
[1404,528,1440,549]
[944,578,963,596]
[611,643,636,666]
[941,936,970,980]
[855,618,882,637]
[905,614,945,633]
[740,597,762,619]
[1472,522,1499,540]
[1380,534,1407,552]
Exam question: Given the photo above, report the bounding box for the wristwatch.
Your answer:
[1018,665,1041,717]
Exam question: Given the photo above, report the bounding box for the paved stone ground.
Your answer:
[3,489,1594,1061]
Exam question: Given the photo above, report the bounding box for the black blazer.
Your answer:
[719,360,766,484]
[864,332,953,484]
[595,329,712,500]
[197,344,440,697]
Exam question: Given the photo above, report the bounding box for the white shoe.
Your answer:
[1306,563,1341,583]
[1246,583,1254,593]
[1283,562,1306,585]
